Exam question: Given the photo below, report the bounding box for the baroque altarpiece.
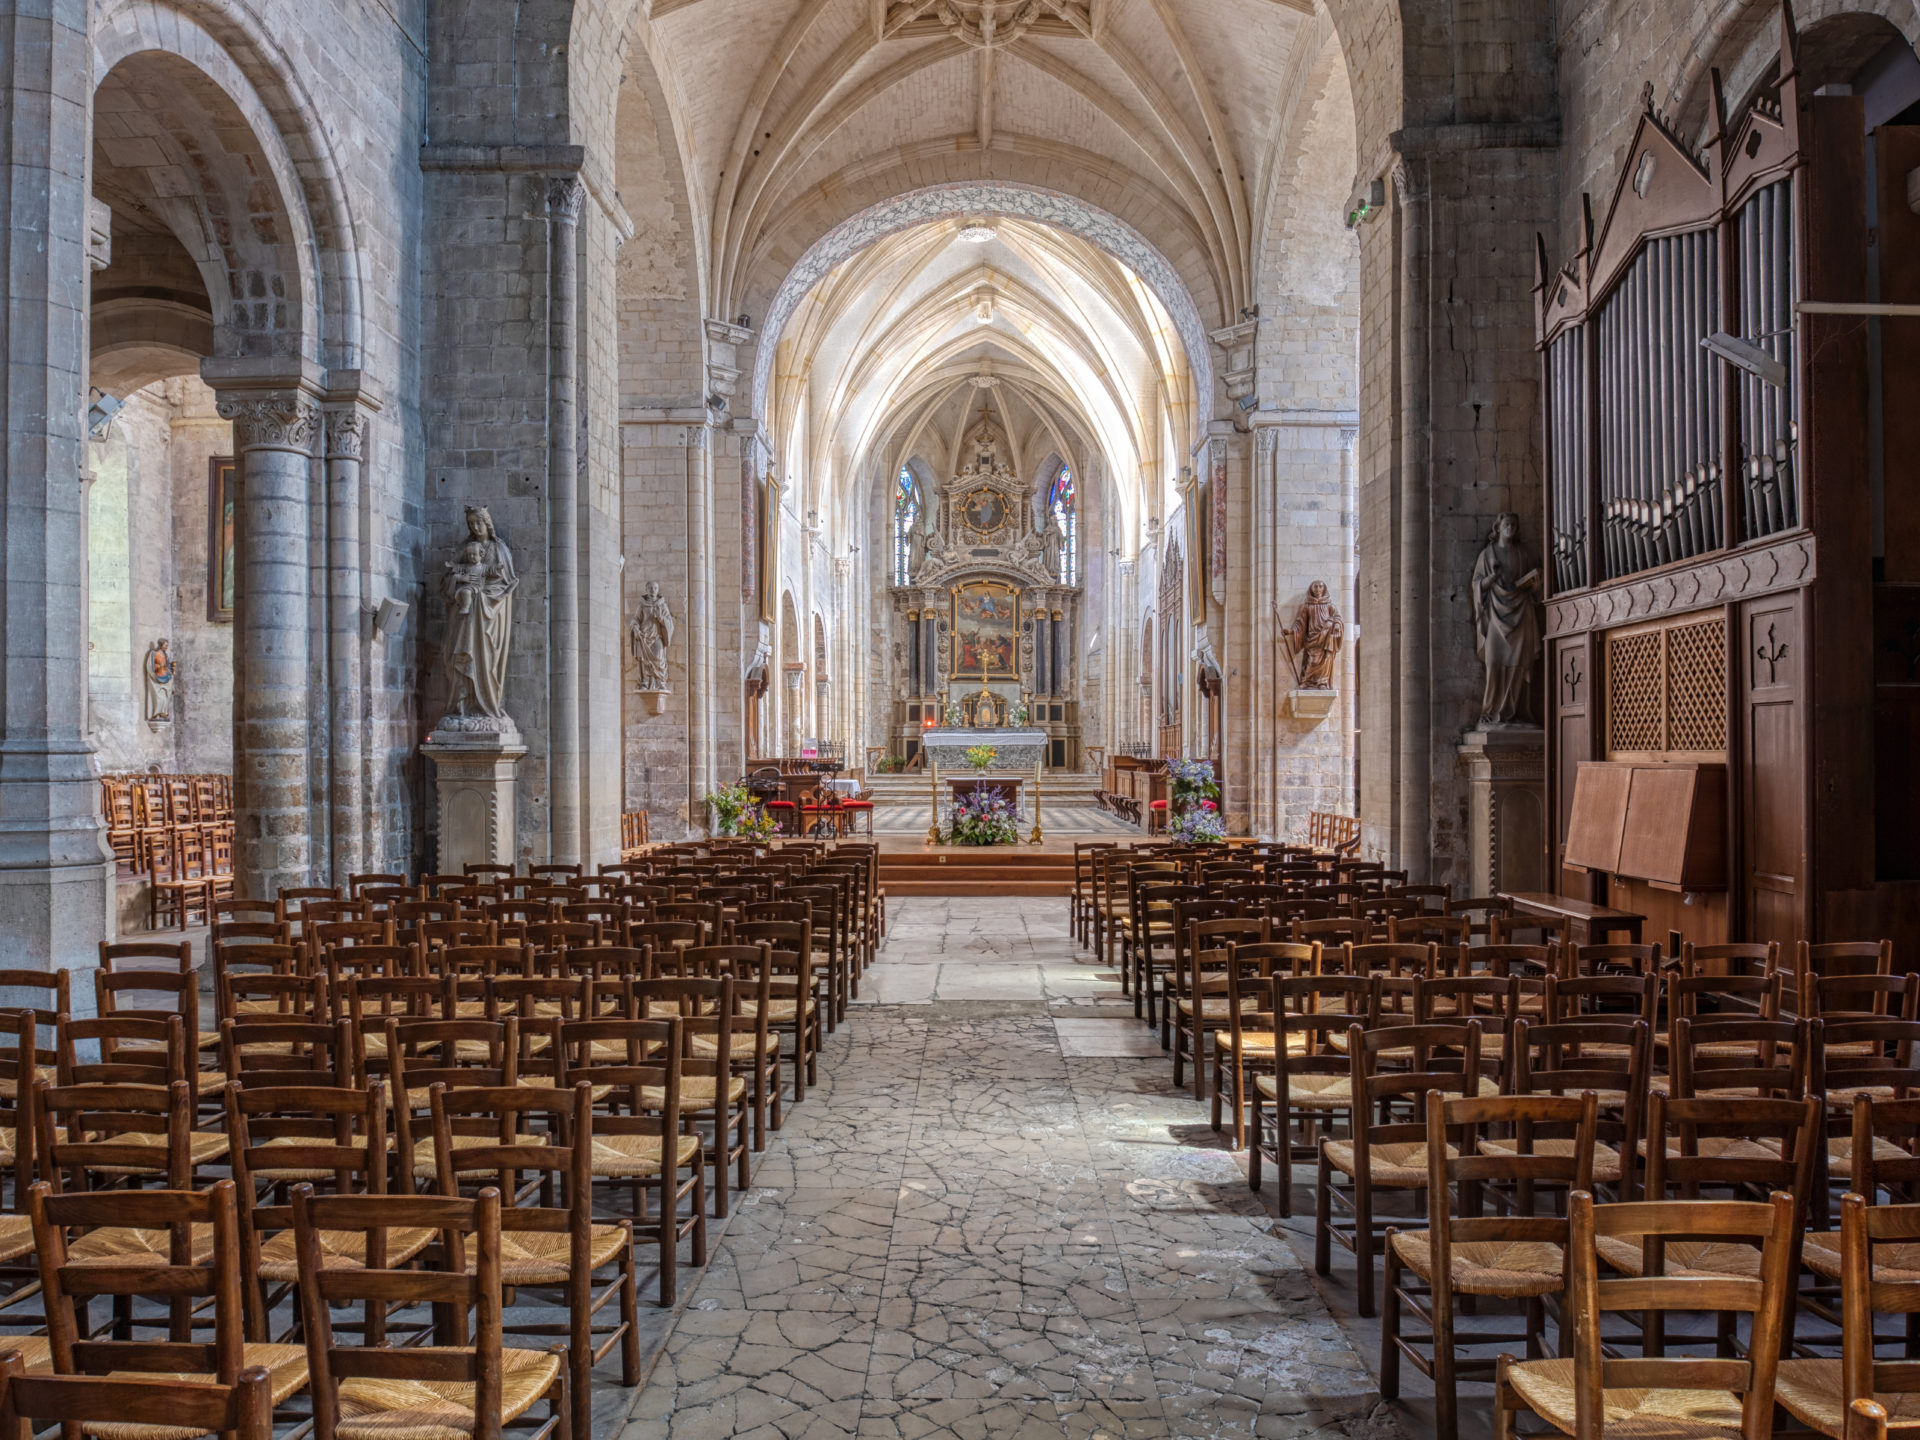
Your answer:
[887,416,1082,770]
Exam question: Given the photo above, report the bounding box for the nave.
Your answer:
[624,897,1387,1440]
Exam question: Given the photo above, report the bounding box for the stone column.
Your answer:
[216,390,320,899]
[1390,157,1436,879]
[545,176,585,864]
[323,399,372,881]
[1051,611,1065,697]
[906,609,920,696]
[0,0,115,969]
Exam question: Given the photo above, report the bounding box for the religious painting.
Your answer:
[208,457,236,623]
[952,581,1019,677]
[960,487,1009,537]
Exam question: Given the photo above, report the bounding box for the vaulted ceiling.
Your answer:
[626,0,1332,329]
[771,214,1192,555]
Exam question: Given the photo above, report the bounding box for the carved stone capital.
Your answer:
[323,406,369,461]
[217,393,322,454]
[547,176,587,226]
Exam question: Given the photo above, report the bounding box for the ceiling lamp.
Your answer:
[957,223,997,243]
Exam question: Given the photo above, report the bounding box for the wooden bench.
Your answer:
[1497,890,1645,945]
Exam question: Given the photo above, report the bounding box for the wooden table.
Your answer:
[1498,891,1646,945]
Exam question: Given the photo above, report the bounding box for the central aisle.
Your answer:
[619,900,1394,1440]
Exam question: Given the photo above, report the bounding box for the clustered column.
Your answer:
[323,403,368,880]
[216,392,320,900]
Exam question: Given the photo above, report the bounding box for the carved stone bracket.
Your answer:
[1544,534,1818,637]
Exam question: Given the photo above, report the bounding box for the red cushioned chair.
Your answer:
[765,799,799,836]
[842,798,874,837]
[1149,799,1168,834]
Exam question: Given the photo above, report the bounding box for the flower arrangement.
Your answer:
[704,782,753,835]
[1166,756,1220,809]
[1010,703,1029,726]
[1170,799,1226,845]
[964,744,997,772]
[946,785,1022,846]
[736,803,778,842]
[944,702,965,727]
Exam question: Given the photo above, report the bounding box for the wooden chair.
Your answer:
[1777,1191,1920,1435]
[148,830,218,929]
[431,1082,639,1438]
[1169,917,1269,1095]
[387,1018,524,1188]
[290,1186,570,1440]
[1506,1018,1650,1200]
[553,1016,706,1304]
[1622,1092,1818,1356]
[1211,941,1315,1146]
[678,946,779,1149]
[733,920,819,1104]
[1492,1190,1795,1440]
[27,1177,310,1419]
[1383,1091,1597,1440]
[1250,973,1373,1217]
[633,978,750,1218]
[1316,1020,1484,1316]
[226,1081,413,1344]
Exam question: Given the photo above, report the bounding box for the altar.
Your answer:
[921,728,1048,771]
[919,728,1049,843]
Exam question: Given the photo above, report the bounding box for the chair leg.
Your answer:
[1247,1093,1265,1195]
[1353,1179,1376,1318]
[1314,1149,1333,1277]
[1380,1242,1403,1399]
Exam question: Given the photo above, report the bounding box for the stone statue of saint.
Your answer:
[143,639,174,723]
[630,580,674,692]
[906,524,929,579]
[1282,581,1342,689]
[440,505,518,726]
[1040,518,1063,578]
[1470,512,1543,726]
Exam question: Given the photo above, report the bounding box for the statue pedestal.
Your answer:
[1285,688,1338,721]
[423,725,527,873]
[1457,726,1547,897]
[637,690,669,717]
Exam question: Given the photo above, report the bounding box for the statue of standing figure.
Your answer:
[143,639,174,723]
[1470,512,1543,726]
[630,580,674,692]
[439,505,519,727]
[1282,581,1343,689]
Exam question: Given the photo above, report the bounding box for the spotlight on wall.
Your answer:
[371,597,409,641]
[1344,177,1387,230]
[87,392,124,440]
[1236,393,1259,412]
[1700,332,1788,389]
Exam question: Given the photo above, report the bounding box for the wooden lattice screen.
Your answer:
[1605,616,1728,756]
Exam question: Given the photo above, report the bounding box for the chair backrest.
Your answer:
[1544,971,1658,1029]
[1342,942,1434,979]
[1837,1193,1920,1427]
[37,1076,193,1191]
[1849,1094,1920,1200]
[0,1354,272,1440]
[58,1012,185,1088]
[1293,916,1373,947]
[1644,1093,1820,1207]
[1511,1017,1651,1189]
[1561,1189,1794,1440]
[293,1187,508,1440]
[1570,942,1663,976]
[222,1015,352,1089]
[1423,1091,1596,1289]
[1681,941,1779,980]
[31,1177,246,1382]
[1672,1015,1808,1099]
[100,940,192,973]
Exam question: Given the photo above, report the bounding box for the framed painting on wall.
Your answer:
[208,457,236,623]
[952,580,1019,678]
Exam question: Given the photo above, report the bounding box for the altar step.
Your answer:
[863,772,1104,805]
[878,851,1076,898]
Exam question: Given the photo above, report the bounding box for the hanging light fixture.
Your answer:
[957,222,997,243]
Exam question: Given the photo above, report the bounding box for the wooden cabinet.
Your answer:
[1563,760,1727,891]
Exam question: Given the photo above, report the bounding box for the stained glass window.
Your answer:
[893,466,920,585]
[1048,464,1078,585]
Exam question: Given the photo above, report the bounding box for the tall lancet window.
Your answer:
[893,466,920,586]
[1048,464,1078,585]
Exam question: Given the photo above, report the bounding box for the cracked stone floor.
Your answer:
[616,898,1403,1440]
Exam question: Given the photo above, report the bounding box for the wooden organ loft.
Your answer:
[1537,2,1920,948]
